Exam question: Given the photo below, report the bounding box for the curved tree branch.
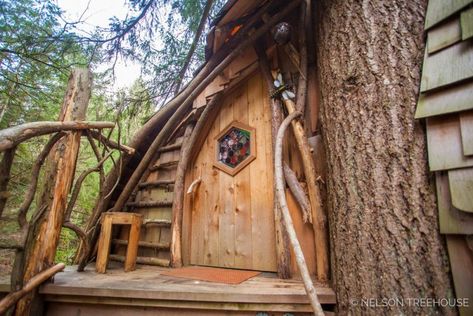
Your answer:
[17,132,66,228]
[0,121,115,152]
[275,111,324,316]
[62,221,89,272]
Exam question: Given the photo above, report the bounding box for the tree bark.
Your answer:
[315,0,455,314]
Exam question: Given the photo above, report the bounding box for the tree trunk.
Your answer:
[14,68,92,316]
[315,0,455,314]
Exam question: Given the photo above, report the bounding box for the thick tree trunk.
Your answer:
[315,0,455,315]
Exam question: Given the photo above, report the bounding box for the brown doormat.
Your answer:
[160,266,261,284]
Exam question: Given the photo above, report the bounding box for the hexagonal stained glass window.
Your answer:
[214,121,256,176]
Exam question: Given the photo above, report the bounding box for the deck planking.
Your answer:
[39,264,335,313]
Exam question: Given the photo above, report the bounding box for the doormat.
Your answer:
[160,266,261,284]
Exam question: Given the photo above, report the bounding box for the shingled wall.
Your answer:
[416,1,473,315]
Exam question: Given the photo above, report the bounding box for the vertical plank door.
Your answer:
[188,72,277,272]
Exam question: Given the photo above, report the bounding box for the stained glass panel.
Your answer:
[217,127,251,168]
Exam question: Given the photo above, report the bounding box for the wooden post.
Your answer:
[15,68,92,316]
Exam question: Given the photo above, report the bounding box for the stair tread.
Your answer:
[158,143,182,153]
[142,218,172,226]
[127,200,173,208]
[138,180,175,189]
[149,160,179,172]
[112,239,170,249]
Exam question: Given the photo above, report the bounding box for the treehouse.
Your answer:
[1,0,472,315]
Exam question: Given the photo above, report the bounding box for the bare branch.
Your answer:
[0,121,115,152]
[173,0,214,95]
[17,133,65,228]
[85,130,135,155]
[275,111,324,316]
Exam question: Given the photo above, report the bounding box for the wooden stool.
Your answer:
[96,212,143,273]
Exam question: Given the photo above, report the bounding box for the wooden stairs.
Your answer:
[111,136,185,268]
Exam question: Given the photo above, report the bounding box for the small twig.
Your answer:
[283,162,311,223]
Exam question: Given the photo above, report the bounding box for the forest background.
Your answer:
[0,0,224,272]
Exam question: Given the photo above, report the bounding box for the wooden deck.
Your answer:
[39,263,335,315]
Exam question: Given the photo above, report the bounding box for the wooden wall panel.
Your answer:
[460,6,473,40]
[459,110,473,155]
[446,235,473,316]
[448,168,473,213]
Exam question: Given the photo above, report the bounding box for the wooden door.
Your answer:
[187,72,277,271]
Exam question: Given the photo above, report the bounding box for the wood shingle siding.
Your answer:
[420,41,473,92]
[424,0,473,30]
[418,1,473,314]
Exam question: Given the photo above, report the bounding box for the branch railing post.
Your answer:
[275,111,324,316]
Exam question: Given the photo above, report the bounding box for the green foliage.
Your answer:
[0,0,92,128]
